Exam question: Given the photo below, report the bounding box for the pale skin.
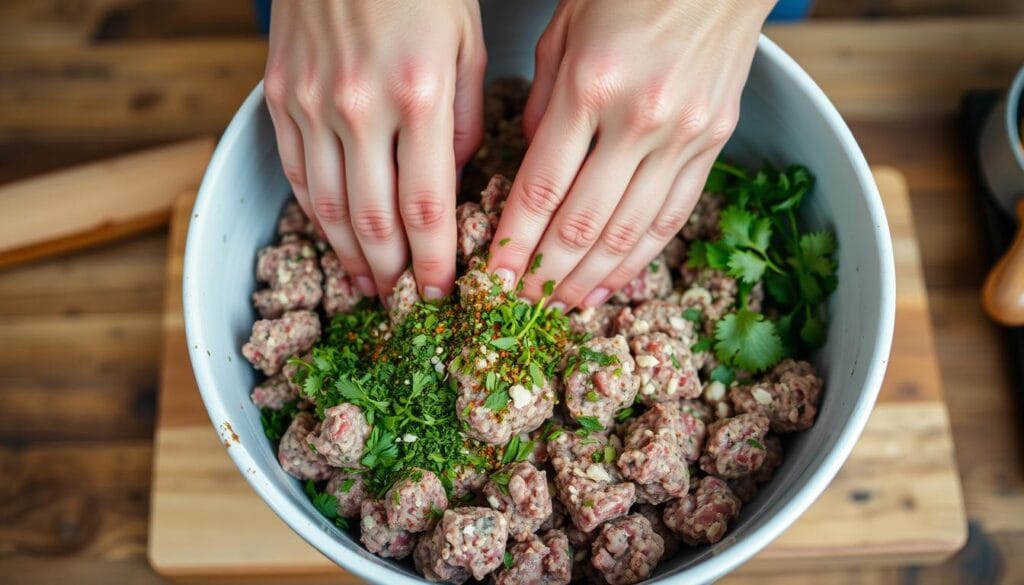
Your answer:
[265,0,775,308]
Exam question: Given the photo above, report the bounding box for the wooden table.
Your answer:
[2,10,1024,585]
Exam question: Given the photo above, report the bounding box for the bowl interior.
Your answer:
[184,15,893,585]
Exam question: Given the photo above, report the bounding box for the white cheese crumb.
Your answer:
[402,433,418,443]
[666,376,680,396]
[509,384,532,409]
[704,381,726,402]
[641,382,656,396]
[680,286,712,308]
[363,516,377,530]
[462,524,476,536]
[586,464,612,483]
[668,316,688,331]
[752,387,774,405]
[635,355,659,368]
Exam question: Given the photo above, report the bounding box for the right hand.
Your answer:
[264,0,487,301]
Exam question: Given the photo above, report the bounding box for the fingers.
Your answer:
[453,15,486,166]
[552,149,680,308]
[522,15,568,142]
[300,124,376,297]
[516,137,646,304]
[597,149,720,297]
[342,129,408,298]
[397,98,458,300]
[487,88,595,289]
[266,101,314,218]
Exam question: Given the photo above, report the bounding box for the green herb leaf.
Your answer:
[714,309,783,373]
[499,237,512,247]
[576,416,604,432]
[503,551,515,569]
[483,388,510,411]
[747,437,766,449]
[529,254,543,274]
[727,250,767,284]
[682,308,702,322]
[710,364,735,385]
[543,279,556,296]
[490,337,517,350]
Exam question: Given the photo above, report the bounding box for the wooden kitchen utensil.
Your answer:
[0,136,214,269]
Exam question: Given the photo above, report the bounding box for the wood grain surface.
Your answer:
[146,168,966,581]
[3,8,1024,585]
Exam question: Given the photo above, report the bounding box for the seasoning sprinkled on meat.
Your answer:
[729,359,823,433]
[384,469,448,533]
[388,269,421,324]
[325,470,369,518]
[277,412,331,481]
[484,461,552,541]
[436,507,510,580]
[663,476,741,545]
[590,514,664,585]
[242,310,320,375]
[360,499,416,559]
[630,332,702,403]
[563,335,639,428]
[308,402,370,468]
[548,431,636,533]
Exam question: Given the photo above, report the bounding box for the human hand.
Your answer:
[264,0,487,300]
[486,0,774,309]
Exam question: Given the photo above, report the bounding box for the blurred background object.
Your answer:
[1,1,1024,584]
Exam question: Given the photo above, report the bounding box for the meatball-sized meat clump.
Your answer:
[494,529,572,585]
[250,373,298,410]
[325,470,369,518]
[388,269,421,324]
[590,514,665,585]
[480,173,512,219]
[385,469,448,533]
[308,402,370,468]
[699,413,771,479]
[613,300,698,345]
[456,202,493,263]
[548,431,636,533]
[611,254,673,304]
[563,335,639,428]
[277,412,331,481]
[252,239,323,318]
[277,200,315,237]
[414,529,471,584]
[681,191,725,241]
[617,403,692,504]
[435,507,510,580]
[728,433,784,502]
[319,250,363,317]
[661,236,687,269]
[568,304,621,338]
[636,503,681,558]
[242,310,321,375]
[630,332,702,403]
[663,476,741,545]
[484,461,552,541]
[360,499,416,559]
[730,359,823,433]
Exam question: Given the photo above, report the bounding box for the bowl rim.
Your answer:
[183,33,895,585]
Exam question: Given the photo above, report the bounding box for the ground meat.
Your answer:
[636,503,680,558]
[452,346,556,445]
[388,269,420,324]
[475,114,526,179]
[663,476,741,545]
[325,470,369,518]
[456,268,504,302]
[479,173,513,219]
[494,530,572,585]
[308,403,370,468]
[728,433,783,502]
[670,405,708,464]
[613,300,698,345]
[680,191,724,242]
[250,373,298,410]
[547,432,636,533]
[456,202,493,265]
[563,335,640,428]
[435,507,510,580]
[483,78,530,136]
[242,310,321,376]
[729,359,823,433]
[484,461,552,542]
[360,499,415,559]
[319,250,363,317]
[277,412,331,481]
[539,494,568,532]
[699,413,770,479]
[566,525,596,582]
[414,529,471,584]
[451,465,489,500]
[384,469,448,533]
[611,255,673,305]
[630,332,701,404]
[252,239,323,318]
[590,514,664,585]
[617,403,691,504]
[679,267,763,329]
[277,200,316,237]
[661,237,687,269]
[680,398,715,423]
[568,304,621,338]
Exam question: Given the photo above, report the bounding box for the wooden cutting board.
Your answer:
[148,167,966,582]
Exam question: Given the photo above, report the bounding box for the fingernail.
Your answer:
[548,301,567,313]
[423,286,444,301]
[494,268,517,291]
[355,276,377,297]
[582,288,610,308]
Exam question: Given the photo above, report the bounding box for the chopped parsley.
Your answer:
[747,438,765,450]
[503,551,515,569]
[260,400,298,442]
[576,416,604,433]
[499,237,512,247]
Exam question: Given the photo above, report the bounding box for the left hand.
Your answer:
[486,0,774,309]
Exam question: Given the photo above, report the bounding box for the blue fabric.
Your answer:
[254,0,271,35]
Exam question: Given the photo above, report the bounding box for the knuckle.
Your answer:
[570,56,620,110]
[517,175,564,218]
[401,191,448,231]
[626,82,674,136]
[675,104,712,142]
[282,165,307,189]
[393,67,445,120]
[333,80,375,124]
[294,76,326,116]
[649,207,689,240]
[557,209,602,251]
[263,67,289,108]
[312,196,349,225]
[601,217,644,256]
[352,207,397,243]
[708,111,739,146]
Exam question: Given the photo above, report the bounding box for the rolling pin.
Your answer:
[0,137,214,269]
[982,198,1024,326]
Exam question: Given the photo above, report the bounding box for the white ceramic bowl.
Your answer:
[184,24,895,585]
